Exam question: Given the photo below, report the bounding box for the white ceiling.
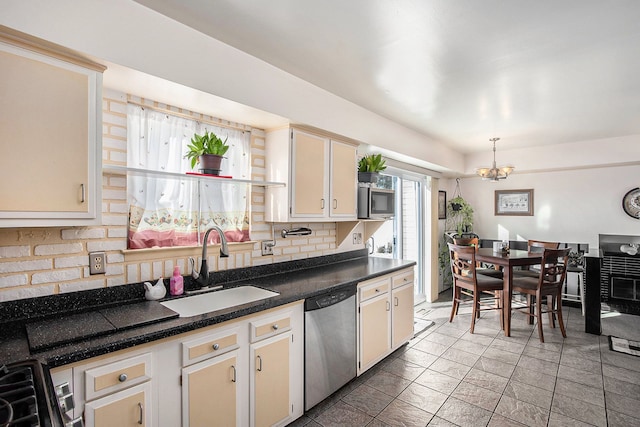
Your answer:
[132,0,640,154]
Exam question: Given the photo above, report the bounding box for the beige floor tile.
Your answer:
[494,395,549,427]
[376,399,434,427]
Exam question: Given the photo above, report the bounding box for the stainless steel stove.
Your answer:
[0,361,63,427]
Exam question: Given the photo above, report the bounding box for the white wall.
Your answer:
[1,0,463,174]
[443,164,640,248]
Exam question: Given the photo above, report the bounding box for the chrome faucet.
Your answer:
[191,226,229,289]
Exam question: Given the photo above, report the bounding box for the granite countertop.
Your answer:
[0,250,415,368]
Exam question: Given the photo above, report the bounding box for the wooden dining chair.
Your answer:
[453,237,503,279]
[511,248,570,342]
[514,240,561,278]
[448,243,504,333]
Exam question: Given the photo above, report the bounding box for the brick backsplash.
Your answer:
[0,89,338,302]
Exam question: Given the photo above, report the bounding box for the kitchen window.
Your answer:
[126,104,251,249]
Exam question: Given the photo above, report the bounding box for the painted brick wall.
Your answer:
[0,88,337,302]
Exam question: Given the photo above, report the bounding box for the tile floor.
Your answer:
[290,291,640,427]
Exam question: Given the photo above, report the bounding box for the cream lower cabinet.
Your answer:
[77,352,154,426]
[57,301,303,427]
[357,267,415,375]
[392,270,415,349]
[84,382,152,427]
[250,333,292,427]
[248,306,301,427]
[182,350,240,427]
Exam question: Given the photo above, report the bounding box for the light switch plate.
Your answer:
[89,252,106,275]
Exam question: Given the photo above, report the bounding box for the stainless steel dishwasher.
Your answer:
[304,285,357,411]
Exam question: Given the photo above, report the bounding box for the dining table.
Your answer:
[475,248,544,337]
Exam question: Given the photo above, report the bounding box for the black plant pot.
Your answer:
[358,171,379,183]
[198,154,223,175]
[451,203,462,211]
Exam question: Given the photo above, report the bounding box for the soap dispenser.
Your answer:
[170,265,184,296]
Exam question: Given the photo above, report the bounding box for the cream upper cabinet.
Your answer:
[357,267,415,375]
[265,126,357,222]
[0,27,104,227]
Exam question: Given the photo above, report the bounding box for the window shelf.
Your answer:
[103,165,286,187]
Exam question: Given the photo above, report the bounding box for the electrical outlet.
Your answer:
[261,241,274,256]
[352,233,363,245]
[89,251,106,275]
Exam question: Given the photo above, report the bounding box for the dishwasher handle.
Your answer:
[305,285,356,311]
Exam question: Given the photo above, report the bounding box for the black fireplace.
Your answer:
[599,234,640,315]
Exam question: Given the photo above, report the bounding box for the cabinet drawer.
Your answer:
[85,353,152,401]
[392,269,414,289]
[250,311,292,343]
[358,276,391,302]
[182,326,240,367]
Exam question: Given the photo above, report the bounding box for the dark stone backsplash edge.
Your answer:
[0,249,369,323]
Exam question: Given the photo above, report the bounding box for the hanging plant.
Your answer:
[445,179,474,235]
[438,178,475,287]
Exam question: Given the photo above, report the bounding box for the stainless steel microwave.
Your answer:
[358,187,395,219]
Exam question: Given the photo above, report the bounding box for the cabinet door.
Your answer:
[0,34,102,226]
[290,129,329,217]
[392,282,415,349]
[182,351,239,427]
[358,293,391,373]
[84,382,152,427]
[329,140,357,218]
[251,332,291,427]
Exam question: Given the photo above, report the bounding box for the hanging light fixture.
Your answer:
[475,137,514,181]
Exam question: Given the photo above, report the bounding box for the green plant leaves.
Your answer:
[358,153,386,172]
[184,130,230,168]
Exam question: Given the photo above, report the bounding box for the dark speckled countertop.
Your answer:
[0,250,415,368]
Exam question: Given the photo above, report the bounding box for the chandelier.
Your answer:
[475,137,514,181]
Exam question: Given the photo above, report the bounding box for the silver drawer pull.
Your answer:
[212,343,220,350]
[118,373,127,382]
[272,324,279,330]
[256,355,263,372]
[138,402,143,425]
[231,365,236,383]
[375,289,380,293]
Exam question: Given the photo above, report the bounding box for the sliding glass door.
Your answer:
[369,172,430,304]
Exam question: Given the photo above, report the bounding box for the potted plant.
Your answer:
[184,130,229,174]
[446,196,474,235]
[358,153,386,183]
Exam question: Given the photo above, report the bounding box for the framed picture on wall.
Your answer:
[495,189,534,216]
[438,191,446,219]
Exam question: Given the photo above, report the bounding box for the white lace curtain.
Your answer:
[126,104,251,249]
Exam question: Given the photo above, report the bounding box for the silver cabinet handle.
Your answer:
[333,199,337,209]
[375,288,380,293]
[80,184,85,203]
[272,324,279,330]
[256,355,263,372]
[231,365,236,383]
[394,296,399,307]
[212,343,220,350]
[386,301,390,311]
[118,373,127,382]
[321,199,325,209]
[138,402,143,425]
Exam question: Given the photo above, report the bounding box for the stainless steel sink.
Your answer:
[160,286,279,317]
